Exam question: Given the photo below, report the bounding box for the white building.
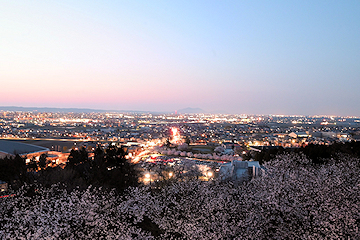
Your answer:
[219,160,262,181]
[289,132,310,138]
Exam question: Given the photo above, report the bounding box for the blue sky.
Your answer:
[0,1,359,115]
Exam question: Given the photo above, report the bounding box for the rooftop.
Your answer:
[0,140,49,156]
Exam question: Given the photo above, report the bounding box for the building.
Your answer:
[289,132,310,138]
[0,140,49,160]
[219,160,262,181]
[0,180,8,192]
[321,131,336,139]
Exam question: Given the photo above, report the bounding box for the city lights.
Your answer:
[171,127,181,144]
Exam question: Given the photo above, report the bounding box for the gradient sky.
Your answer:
[1,1,359,116]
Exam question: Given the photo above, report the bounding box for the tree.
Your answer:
[165,138,171,148]
[26,157,38,172]
[38,153,48,170]
[214,146,225,154]
[90,145,139,192]
[1,153,359,239]
[184,136,191,145]
[177,143,189,151]
[67,147,89,167]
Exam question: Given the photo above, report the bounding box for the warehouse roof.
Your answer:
[0,140,49,156]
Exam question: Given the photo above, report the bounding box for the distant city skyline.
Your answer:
[1,1,359,116]
[1,105,360,118]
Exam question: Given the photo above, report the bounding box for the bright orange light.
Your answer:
[171,127,181,144]
[171,127,178,136]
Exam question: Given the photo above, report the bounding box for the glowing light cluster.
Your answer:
[171,127,181,144]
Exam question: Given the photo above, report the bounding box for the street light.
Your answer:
[144,173,152,186]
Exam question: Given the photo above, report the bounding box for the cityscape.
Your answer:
[1,109,360,238]
[1,1,360,239]
[1,109,360,167]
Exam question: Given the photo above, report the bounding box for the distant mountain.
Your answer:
[177,107,206,114]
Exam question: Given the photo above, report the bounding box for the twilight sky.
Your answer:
[1,1,359,116]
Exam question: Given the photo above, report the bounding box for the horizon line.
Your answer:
[0,105,359,118]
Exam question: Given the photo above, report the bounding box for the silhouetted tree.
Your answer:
[0,154,27,189]
[91,145,139,192]
[38,153,48,170]
[165,138,171,148]
[27,157,38,172]
[93,145,105,167]
[67,147,89,167]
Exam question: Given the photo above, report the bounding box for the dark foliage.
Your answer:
[255,141,360,164]
[1,146,139,193]
[0,155,27,189]
[91,145,139,192]
[67,147,89,167]
[38,153,48,170]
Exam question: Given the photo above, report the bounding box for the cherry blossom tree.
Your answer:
[1,153,359,239]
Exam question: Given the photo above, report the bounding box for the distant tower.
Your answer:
[175,110,177,115]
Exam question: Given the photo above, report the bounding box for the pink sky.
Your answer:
[1,1,360,115]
